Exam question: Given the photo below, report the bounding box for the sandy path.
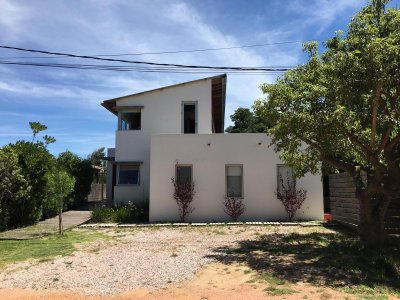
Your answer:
[0,263,363,300]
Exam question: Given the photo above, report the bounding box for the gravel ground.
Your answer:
[0,226,309,295]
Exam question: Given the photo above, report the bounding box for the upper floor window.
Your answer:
[120,111,141,130]
[182,102,197,134]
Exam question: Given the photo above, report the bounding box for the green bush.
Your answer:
[57,151,93,209]
[91,207,116,223]
[90,202,147,223]
[0,148,31,231]
[5,141,54,227]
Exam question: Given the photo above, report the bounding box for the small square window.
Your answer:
[118,164,140,185]
[226,165,243,198]
[120,111,141,130]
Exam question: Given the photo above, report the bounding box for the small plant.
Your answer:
[171,178,195,222]
[276,173,307,221]
[223,196,246,221]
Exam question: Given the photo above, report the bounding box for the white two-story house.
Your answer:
[102,74,323,222]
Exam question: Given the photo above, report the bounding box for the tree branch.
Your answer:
[371,80,382,150]
[292,132,356,174]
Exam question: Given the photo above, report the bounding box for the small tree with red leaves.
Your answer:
[171,178,195,222]
[276,173,307,221]
[223,196,246,222]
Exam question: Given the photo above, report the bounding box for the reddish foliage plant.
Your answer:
[171,178,195,222]
[223,196,246,222]
[276,174,307,221]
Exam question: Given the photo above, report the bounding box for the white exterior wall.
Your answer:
[114,79,213,204]
[106,148,115,204]
[149,133,323,222]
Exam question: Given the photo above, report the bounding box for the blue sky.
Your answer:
[0,0,398,156]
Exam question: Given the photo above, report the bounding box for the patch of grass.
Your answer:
[207,226,400,298]
[213,230,226,235]
[319,291,332,300]
[0,230,108,269]
[342,285,391,300]
[258,272,286,286]
[243,269,252,274]
[264,286,296,296]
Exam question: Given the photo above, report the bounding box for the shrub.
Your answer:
[276,174,307,221]
[57,151,93,209]
[6,141,54,227]
[223,196,246,221]
[91,207,116,223]
[0,148,31,231]
[171,178,195,222]
[90,202,147,223]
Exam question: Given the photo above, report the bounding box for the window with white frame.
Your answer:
[175,165,192,185]
[226,165,243,198]
[277,164,295,193]
[118,164,140,185]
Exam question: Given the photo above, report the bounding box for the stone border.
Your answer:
[80,221,326,229]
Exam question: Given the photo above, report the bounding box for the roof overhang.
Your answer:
[101,74,227,116]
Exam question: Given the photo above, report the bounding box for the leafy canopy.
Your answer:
[225,107,269,133]
[254,0,400,183]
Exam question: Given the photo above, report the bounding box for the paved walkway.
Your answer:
[0,210,92,240]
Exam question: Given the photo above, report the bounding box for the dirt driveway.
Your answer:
[0,225,398,299]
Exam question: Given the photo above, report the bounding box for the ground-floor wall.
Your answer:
[110,132,151,206]
[149,133,324,222]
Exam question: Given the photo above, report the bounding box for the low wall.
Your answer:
[329,172,400,234]
[87,183,106,201]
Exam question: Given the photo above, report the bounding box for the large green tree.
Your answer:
[225,107,269,133]
[254,0,400,246]
[0,148,31,231]
[57,151,93,208]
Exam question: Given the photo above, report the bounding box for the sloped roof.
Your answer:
[101,74,226,116]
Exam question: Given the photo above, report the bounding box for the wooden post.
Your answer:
[58,197,63,235]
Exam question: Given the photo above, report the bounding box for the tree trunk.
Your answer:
[358,194,390,246]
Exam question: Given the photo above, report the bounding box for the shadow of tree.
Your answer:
[206,226,400,291]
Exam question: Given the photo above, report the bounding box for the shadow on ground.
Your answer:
[206,226,400,292]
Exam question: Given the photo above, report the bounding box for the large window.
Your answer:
[120,111,141,130]
[226,165,243,198]
[277,164,295,193]
[118,164,140,185]
[176,165,192,185]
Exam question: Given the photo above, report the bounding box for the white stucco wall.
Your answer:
[149,133,324,222]
[113,79,213,204]
[106,148,115,204]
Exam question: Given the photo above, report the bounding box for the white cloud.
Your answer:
[0,0,29,41]
[1,0,367,154]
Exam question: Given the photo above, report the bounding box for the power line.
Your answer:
[0,45,296,72]
[0,40,314,59]
[0,61,289,75]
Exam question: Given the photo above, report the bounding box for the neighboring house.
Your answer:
[102,74,323,222]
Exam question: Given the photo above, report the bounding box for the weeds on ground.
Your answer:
[207,226,400,299]
[0,230,108,269]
